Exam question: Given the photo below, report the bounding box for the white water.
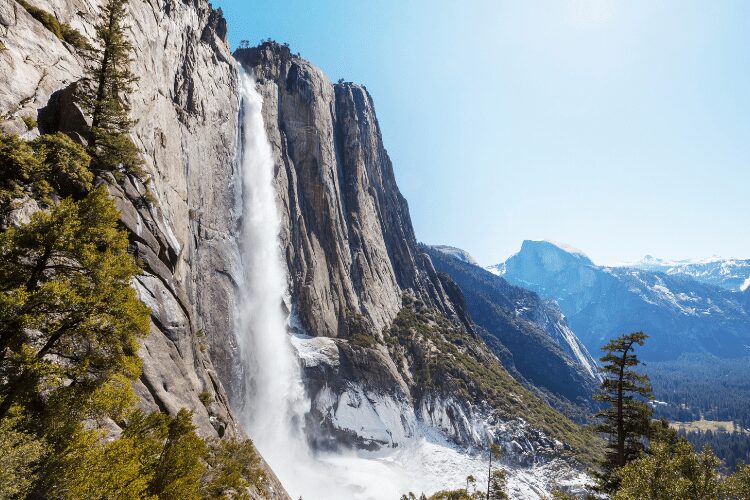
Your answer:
[234,69,588,499]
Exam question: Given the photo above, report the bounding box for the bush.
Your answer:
[203,438,267,498]
[21,115,37,130]
[0,133,39,209]
[17,0,89,50]
[0,417,47,498]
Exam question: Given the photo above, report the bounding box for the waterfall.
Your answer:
[235,68,312,496]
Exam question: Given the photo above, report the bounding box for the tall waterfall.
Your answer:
[235,68,312,496]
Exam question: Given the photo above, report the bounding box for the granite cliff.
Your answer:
[234,43,600,490]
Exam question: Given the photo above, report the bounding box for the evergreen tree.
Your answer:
[0,415,47,498]
[593,332,653,493]
[615,439,722,499]
[485,443,508,500]
[148,408,207,499]
[78,0,143,177]
[0,186,150,423]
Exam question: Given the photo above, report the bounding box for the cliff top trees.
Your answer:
[78,0,143,177]
[593,331,653,493]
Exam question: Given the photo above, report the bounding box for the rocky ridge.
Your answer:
[427,244,600,422]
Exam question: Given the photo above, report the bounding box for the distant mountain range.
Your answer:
[622,255,750,292]
[488,240,750,361]
[427,245,600,421]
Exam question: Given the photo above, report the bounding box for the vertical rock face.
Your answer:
[1,0,241,439]
[234,43,459,341]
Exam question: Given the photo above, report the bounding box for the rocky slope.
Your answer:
[1,0,287,496]
[428,245,599,422]
[234,43,600,478]
[493,240,750,361]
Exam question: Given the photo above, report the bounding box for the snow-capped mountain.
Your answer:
[431,245,479,266]
[490,240,750,361]
[623,255,750,292]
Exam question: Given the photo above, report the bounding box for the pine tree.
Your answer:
[593,331,653,493]
[78,0,143,177]
[486,443,508,500]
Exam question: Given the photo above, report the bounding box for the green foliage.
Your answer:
[724,464,750,498]
[16,0,89,50]
[488,468,508,500]
[89,128,144,178]
[78,0,144,178]
[203,438,267,498]
[199,389,212,407]
[593,332,653,493]
[22,114,37,130]
[0,416,47,498]
[32,132,94,197]
[0,133,39,210]
[0,186,150,424]
[426,489,480,499]
[386,300,602,463]
[0,132,93,212]
[615,439,722,500]
[148,408,207,499]
[345,310,379,348]
[0,107,263,500]
[50,425,154,498]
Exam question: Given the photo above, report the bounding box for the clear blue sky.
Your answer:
[214,0,750,266]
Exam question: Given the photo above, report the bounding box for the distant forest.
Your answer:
[643,354,750,471]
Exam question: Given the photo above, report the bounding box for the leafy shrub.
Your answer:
[203,438,267,498]
[32,132,93,197]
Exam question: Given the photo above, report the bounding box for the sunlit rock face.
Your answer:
[234,43,462,343]
[494,240,750,361]
[233,44,592,483]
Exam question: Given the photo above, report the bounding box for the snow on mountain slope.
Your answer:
[428,245,600,420]
[431,245,479,266]
[493,241,750,361]
[623,255,750,292]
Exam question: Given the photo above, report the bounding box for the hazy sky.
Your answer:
[215,0,749,265]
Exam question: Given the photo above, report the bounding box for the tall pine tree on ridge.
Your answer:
[593,331,653,494]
